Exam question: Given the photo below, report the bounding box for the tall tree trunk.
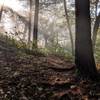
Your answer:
[28,0,32,48]
[33,0,39,48]
[92,12,100,49]
[75,0,97,79]
[63,0,74,56]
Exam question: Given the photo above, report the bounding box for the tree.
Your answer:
[75,0,97,79]
[28,0,32,48]
[63,0,74,56]
[33,0,39,48]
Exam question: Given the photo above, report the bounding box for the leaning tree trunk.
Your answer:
[63,0,74,56]
[75,0,97,79]
[33,0,39,48]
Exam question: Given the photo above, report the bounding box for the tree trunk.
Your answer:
[28,0,32,48]
[33,0,39,48]
[75,0,97,79]
[63,0,74,56]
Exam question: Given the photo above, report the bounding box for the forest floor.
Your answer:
[0,36,100,100]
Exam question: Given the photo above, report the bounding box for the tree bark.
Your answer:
[28,0,32,48]
[33,0,39,48]
[75,0,97,79]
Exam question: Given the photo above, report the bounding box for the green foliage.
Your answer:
[0,33,73,60]
[0,34,29,53]
[39,42,73,61]
[95,34,100,61]
[32,40,37,49]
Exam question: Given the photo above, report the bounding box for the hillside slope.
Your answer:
[0,36,100,100]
